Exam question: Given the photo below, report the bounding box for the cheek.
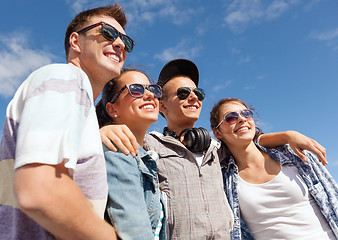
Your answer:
[219,124,233,134]
[217,126,234,142]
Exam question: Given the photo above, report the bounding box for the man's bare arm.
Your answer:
[15,162,117,240]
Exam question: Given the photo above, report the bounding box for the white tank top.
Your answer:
[238,165,335,240]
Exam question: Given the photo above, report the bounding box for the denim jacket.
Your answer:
[221,144,338,240]
[104,144,166,240]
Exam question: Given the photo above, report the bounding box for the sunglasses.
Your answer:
[77,21,135,52]
[110,84,162,103]
[175,87,205,101]
[215,109,254,128]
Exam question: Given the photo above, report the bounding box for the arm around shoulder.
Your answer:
[259,130,327,165]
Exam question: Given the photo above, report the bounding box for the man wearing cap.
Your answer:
[143,59,234,239]
[101,58,234,239]
[100,59,327,239]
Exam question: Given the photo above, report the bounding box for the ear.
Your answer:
[69,32,81,54]
[213,128,223,140]
[106,102,119,118]
[159,100,167,117]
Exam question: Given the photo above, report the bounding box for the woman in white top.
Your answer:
[210,97,338,240]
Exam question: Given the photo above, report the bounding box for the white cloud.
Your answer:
[0,34,54,98]
[309,28,338,50]
[65,0,114,14]
[265,0,289,20]
[66,0,90,14]
[303,0,322,11]
[244,85,256,90]
[238,56,251,64]
[310,28,338,41]
[223,0,300,32]
[211,81,232,93]
[257,74,265,80]
[255,119,274,132]
[224,0,263,32]
[154,40,201,62]
[116,0,201,28]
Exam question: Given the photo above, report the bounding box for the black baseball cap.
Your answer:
[157,59,199,87]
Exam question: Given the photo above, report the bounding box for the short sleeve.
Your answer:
[14,64,93,170]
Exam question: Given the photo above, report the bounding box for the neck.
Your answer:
[128,124,152,148]
[133,132,146,148]
[68,59,104,101]
[166,122,195,137]
[227,141,265,171]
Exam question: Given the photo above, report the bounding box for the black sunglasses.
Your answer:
[215,109,254,128]
[110,84,162,103]
[176,87,205,101]
[77,21,135,52]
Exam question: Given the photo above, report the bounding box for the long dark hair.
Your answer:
[210,97,263,160]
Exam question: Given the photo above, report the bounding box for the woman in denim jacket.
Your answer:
[96,68,166,240]
[210,98,337,240]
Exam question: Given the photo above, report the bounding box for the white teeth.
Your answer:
[141,104,154,109]
[106,54,119,62]
[237,127,249,132]
[185,106,197,109]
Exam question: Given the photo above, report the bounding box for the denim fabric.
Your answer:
[222,144,338,240]
[104,144,166,240]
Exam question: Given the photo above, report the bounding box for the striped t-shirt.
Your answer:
[0,63,108,239]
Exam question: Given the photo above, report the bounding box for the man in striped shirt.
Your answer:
[0,4,134,239]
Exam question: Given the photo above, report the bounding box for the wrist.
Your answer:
[283,130,296,144]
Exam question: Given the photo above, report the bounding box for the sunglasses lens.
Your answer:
[102,25,135,52]
[148,85,162,99]
[102,25,119,41]
[128,84,144,98]
[225,112,240,124]
[194,88,205,101]
[242,109,254,118]
[120,34,135,52]
[176,87,191,100]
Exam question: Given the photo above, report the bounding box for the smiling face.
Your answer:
[214,101,256,148]
[160,76,202,132]
[70,16,127,96]
[106,70,159,133]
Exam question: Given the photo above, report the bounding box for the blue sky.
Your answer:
[1,0,337,180]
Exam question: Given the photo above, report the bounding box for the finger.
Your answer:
[292,147,307,162]
[311,140,327,165]
[121,128,139,155]
[103,137,118,152]
[109,134,131,156]
[117,132,139,157]
[305,140,327,165]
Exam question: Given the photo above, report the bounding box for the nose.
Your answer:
[187,90,198,101]
[143,89,155,100]
[112,35,125,51]
[237,114,247,123]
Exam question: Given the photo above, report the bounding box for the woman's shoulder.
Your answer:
[103,143,136,161]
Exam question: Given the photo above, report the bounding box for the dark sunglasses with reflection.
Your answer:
[110,84,162,103]
[175,87,206,101]
[77,21,135,52]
